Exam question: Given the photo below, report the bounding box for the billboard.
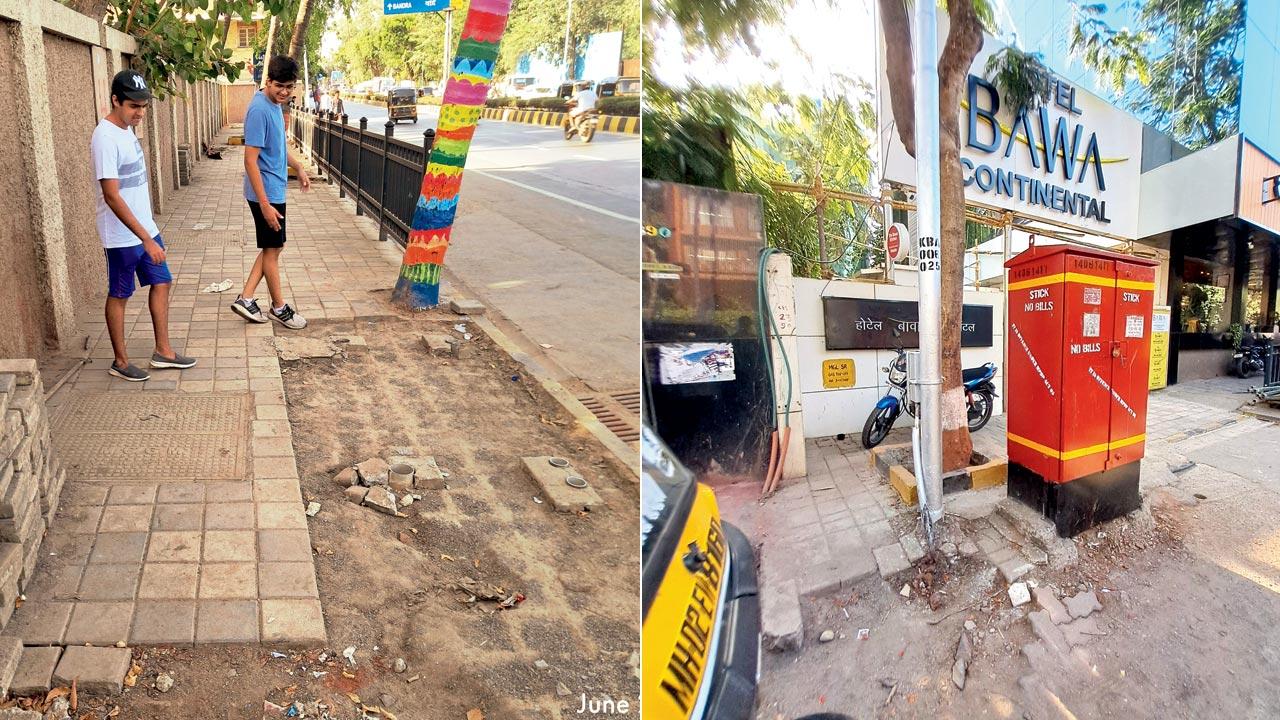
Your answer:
[877,15,1143,239]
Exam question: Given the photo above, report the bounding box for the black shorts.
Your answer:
[248,201,287,249]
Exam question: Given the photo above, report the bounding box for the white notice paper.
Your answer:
[1083,287,1102,305]
[1126,315,1145,338]
[1083,313,1101,338]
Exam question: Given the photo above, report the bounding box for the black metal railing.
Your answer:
[289,108,435,246]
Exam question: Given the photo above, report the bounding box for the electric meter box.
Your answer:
[1003,244,1159,537]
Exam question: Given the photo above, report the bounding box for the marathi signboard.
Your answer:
[822,297,994,350]
[1149,305,1171,390]
[384,0,449,15]
[877,15,1142,239]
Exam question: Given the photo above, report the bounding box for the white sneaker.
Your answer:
[231,296,268,323]
[270,303,307,329]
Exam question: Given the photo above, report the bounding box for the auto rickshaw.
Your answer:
[388,87,417,124]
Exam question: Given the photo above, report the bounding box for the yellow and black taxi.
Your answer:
[642,426,759,720]
[387,87,418,124]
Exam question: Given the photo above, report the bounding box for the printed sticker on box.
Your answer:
[1126,315,1145,338]
[1083,312,1101,338]
[1083,287,1102,305]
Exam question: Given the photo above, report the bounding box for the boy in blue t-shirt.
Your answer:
[230,55,311,329]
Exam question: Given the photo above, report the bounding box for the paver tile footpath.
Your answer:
[10,135,420,649]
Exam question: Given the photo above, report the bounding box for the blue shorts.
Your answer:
[105,236,172,299]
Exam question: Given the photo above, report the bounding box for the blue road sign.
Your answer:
[384,0,449,14]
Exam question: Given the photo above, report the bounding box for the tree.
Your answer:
[102,0,289,98]
[877,0,991,471]
[1069,0,1244,150]
[645,0,781,54]
[392,0,514,308]
[332,0,465,84]
[288,0,317,59]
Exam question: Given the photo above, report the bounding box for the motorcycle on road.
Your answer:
[563,108,599,143]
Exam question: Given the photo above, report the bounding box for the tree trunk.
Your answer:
[288,0,316,61]
[220,10,233,47]
[262,15,280,88]
[877,0,916,158]
[937,0,984,471]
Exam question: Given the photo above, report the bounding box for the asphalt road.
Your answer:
[334,100,640,394]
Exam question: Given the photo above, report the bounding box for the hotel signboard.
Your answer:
[877,17,1143,240]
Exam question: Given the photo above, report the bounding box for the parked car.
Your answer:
[598,76,640,97]
[516,83,557,100]
[641,425,759,720]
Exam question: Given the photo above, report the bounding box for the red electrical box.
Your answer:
[1004,244,1158,536]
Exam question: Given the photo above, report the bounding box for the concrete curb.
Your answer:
[480,106,639,135]
[469,314,640,481]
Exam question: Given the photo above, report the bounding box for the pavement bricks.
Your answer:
[53,646,131,695]
[9,647,61,696]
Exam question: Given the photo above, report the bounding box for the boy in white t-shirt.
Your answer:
[92,70,196,382]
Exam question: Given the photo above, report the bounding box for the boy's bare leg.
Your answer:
[105,297,129,367]
[261,247,284,309]
[148,282,175,358]
[242,250,265,299]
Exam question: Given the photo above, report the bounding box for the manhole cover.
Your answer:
[577,391,640,445]
[52,393,251,482]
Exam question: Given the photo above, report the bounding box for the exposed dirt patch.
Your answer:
[104,313,639,719]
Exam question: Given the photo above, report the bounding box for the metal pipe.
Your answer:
[881,181,895,284]
[912,0,944,526]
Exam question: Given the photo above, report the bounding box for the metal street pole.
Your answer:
[912,0,945,528]
[562,0,573,81]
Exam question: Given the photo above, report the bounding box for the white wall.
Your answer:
[1137,135,1239,238]
[793,276,1006,439]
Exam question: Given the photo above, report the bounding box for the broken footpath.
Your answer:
[722,376,1280,719]
[0,130,638,719]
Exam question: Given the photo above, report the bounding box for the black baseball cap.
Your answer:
[111,70,153,103]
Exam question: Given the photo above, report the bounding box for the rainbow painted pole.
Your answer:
[392,0,513,309]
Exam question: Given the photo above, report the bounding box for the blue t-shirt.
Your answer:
[242,91,287,204]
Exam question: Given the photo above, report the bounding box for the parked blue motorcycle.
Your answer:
[860,346,998,449]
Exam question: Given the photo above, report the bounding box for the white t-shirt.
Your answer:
[574,88,598,113]
[91,118,159,248]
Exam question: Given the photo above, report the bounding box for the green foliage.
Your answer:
[333,0,636,86]
[519,97,572,110]
[104,0,289,98]
[598,96,638,116]
[734,87,878,278]
[332,0,470,85]
[643,77,879,279]
[984,46,1053,119]
[645,0,781,55]
[1069,0,1244,149]
[642,80,746,193]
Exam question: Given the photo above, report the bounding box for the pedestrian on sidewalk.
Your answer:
[231,54,311,329]
[93,70,197,382]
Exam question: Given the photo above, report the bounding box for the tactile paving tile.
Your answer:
[52,394,250,482]
[159,230,249,246]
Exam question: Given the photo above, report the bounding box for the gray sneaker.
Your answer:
[231,296,268,323]
[150,351,197,369]
[270,303,307,329]
[108,362,150,382]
